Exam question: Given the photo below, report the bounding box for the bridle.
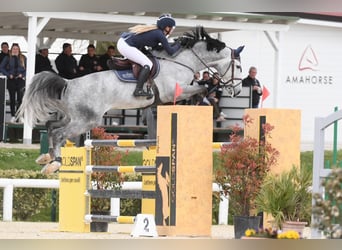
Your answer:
[190,46,242,86]
[154,44,242,96]
[219,48,243,86]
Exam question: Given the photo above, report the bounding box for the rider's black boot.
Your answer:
[133,65,153,98]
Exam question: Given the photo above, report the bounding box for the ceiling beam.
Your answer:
[24,12,290,32]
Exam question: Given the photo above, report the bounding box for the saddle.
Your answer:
[107,56,160,83]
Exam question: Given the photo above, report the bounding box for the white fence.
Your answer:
[0,179,229,224]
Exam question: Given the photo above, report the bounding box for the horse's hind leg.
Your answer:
[39,115,71,174]
[35,118,59,165]
[35,122,56,165]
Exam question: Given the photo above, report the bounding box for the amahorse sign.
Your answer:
[17,27,244,174]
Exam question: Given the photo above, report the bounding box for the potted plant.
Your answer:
[255,165,312,237]
[312,167,342,239]
[90,127,124,232]
[215,115,279,238]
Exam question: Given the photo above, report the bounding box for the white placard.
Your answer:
[130,214,158,238]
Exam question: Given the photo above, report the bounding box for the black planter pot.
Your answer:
[233,215,261,239]
[90,211,109,232]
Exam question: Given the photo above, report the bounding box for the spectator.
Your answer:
[190,71,201,85]
[207,72,225,121]
[78,44,101,76]
[197,72,226,120]
[35,45,56,74]
[99,45,116,71]
[55,43,79,79]
[0,42,9,64]
[184,72,202,105]
[242,66,263,108]
[0,43,26,123]
[201,71,210,82]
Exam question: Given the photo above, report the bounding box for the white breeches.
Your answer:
[117,37,153,69]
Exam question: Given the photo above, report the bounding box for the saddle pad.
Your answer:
[113,69,137,83]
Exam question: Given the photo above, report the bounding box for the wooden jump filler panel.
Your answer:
[59,146,90,232]
[155,106,213,236]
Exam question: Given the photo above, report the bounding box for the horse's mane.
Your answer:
[180,26,226,52]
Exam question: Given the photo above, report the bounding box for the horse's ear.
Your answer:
[195,26,201,40]
[234,45,245,58]
[200,27,209,40]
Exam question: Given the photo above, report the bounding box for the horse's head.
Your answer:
[178,27,244,98]
[214,45,244,98]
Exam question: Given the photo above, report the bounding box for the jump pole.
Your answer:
[58,143,156,232]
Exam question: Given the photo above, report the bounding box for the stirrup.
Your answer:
[134,89,153,97]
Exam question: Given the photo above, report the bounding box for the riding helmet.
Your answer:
[157,13,176,30]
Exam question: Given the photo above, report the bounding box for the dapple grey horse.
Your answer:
[17,27,244,174]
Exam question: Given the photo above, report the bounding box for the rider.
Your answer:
[117,13,181,97]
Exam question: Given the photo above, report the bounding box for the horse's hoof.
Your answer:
[36,153,52,165]
[41,161,61,175]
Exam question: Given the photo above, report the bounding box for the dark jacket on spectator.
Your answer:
[55,52,78,79]
[35,53,56,74]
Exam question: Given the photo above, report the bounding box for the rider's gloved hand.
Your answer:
[154,43,163,51]
[175,36,189,47]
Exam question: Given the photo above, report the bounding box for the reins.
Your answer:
[189,46,242,89]
[155,56,195,73]
[155,43,242,90]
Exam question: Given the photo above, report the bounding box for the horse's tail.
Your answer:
[17,71,68,127]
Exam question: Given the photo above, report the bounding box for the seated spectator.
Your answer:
[78,44,101,76]
[99,45,116,71]
[203,71,210,81]
[55,43,79,79]
[198,72,226,121]
[35,45,56,74]
[190,71,201,85]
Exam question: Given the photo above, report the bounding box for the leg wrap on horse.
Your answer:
[134,65,153,97]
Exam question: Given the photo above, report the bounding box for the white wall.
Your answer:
[221,23,342,150]
[279,24,342,150]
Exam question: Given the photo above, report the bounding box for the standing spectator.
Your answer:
[99,45,116,71]
[55,43,79,79]
[35,45,56,74]
[0,42,9,64]
[0,43,26,123]
[78,44,101,76]
[242,66,263,108]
